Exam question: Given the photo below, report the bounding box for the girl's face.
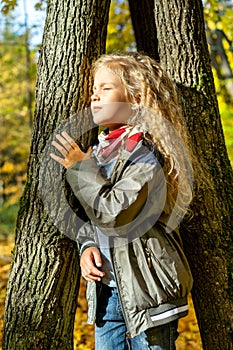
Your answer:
[91,68,132,130]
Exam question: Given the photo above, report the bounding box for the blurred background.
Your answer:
[0,1,232,349]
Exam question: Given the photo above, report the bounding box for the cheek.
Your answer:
[105,103,132,121]
[116,102,132,119]
[92,103,132,125]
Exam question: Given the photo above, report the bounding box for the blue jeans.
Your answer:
[95,283,179,350]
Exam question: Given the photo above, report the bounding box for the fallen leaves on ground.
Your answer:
[0,236,202,350]
[0,235,14,349]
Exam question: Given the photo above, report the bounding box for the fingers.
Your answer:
[51,140,68,157]
[53,132,76,156]
[81,268,104,282]
[50,131,92,167]
[50,152,72,169]
[80,247,105,282]
[50,152,67,167]
[51,135,77,168]
[61,131,78,148]
[55,132,76,152]
[81,261,105,282]
[92,249,102,268]
[82,269,104,282]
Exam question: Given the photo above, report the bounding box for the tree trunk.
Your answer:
[128,0,159,61]
[208,28,233,103]
[152,1,233,349]
[2,0,110,349]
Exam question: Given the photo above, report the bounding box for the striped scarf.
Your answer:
[94,125,143,163]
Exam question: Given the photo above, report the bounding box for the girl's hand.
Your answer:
[80,247,105,282]
[50,131,92,168]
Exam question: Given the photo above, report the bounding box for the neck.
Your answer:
[104,123,129,131]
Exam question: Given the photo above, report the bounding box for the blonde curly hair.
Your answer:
[91,52,194,230]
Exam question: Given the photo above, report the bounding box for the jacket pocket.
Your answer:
[142,227,193,300]
[145,245,179,296]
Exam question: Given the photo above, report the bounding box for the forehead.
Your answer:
[93,68,122,85]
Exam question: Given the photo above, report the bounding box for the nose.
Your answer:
[91,91,100,102]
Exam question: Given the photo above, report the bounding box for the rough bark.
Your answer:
[128,0,159,61]
[2,0,110,349]
[152,1,233,349]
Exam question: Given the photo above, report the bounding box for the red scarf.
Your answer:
[96,126,143,162]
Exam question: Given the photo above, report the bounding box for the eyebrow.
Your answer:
[93,82,116,90]
[93,82,115,87]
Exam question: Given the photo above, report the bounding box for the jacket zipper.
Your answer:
[146,246,178,290]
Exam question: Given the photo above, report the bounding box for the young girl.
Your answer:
[51,52,194,350]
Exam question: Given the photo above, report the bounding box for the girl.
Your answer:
[51,52,194,350]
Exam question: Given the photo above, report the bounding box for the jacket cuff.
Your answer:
[79,240,99,256]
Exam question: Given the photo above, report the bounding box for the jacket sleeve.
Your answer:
[66,149,165,236]
[77,221,99,255]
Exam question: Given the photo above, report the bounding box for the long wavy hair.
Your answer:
[91,52,194,230]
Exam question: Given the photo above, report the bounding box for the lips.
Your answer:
[92,106,102,113]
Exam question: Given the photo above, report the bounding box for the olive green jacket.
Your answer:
[66,138,193,338]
